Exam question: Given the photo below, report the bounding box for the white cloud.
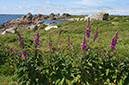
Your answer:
[0,4,128,15]
[73,0,116,5]
[22,1,26,4]
[46,1,50,4]
[107,10,129,15]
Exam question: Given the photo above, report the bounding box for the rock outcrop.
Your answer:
[84,12,109,21]
[0,13,44,33]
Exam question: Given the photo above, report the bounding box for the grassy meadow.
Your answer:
[0,15,129,85]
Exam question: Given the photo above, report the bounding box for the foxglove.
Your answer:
[67,35,70,46]
[21,50,27,58]
[48,35,51,51]
[93,26,98,42]
[10,47,13,52]
[86,18,91,38]
[17,33,24,45]
[59,28,61,36]
[109,30,119,50]
[33,30,39,45]
[81,35,86,50]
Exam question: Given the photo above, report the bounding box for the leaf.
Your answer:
[60,78,65,85]
[106,69,110,76]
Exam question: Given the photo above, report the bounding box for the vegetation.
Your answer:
[0,15,129,85]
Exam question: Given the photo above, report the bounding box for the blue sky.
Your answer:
[0,0,129,15]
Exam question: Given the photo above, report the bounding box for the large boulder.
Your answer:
[49,13,55,17]
[98,12,109,20]
[20,15,26,20]
[84,14,99,21]
[29,25,37,30]
[2,27,17,35]
[25,13,33,21]
[84,12,109,21]
[62,13,71,17]
[36,21,44,25]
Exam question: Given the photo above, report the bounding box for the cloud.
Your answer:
[22,1,26,4]
[107,10,129,15]
[73,0,116,5]
[46,1,50,4]
[0,4,128,15]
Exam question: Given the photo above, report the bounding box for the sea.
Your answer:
[0,14,68,25]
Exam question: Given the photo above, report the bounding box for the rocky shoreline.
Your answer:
[0,12,109,34]
[0,13,73,33]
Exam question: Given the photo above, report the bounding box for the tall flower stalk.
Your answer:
[21,49,27,58]
[67,35,70,47]
[48,35,51,51]
[16,30,26,58]
[72,45,75,56]
[33,29,40,58]
[16,31,24,49]
[81,35,86,50]
[33,30,39,45]
[109,30,119,50]
[86,17,91,38]
[93,26,98,42]
[58,28,61,43]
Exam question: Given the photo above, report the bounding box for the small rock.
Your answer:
[45,25,58,31]
[29,25,37,30]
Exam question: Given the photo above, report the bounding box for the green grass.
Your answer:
[0,15,129,84]
[0,17,129,57]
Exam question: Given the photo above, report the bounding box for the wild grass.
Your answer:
[0,15,129,84]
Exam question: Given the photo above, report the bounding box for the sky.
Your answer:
[0,0,129,15]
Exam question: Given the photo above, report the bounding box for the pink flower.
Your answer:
[10,47,13,52]
[48,35,51,51]
[14,49,18,54]
[109,30,119,50]
[88,49,90,51]
[21,50,27,58]
[93,26,98,42]
[33,30,39,45]
[85,18,91,38]
[81,35,86,50]
[59,28,61,36]
[67,35,70,46]
[48,49,50,51]
[17,33,24,45]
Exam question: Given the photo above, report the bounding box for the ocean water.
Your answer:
[0,14,23,25]
[42,20,68,23]
[0,14,68,25]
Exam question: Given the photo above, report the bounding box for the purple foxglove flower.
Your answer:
[81,35,86,50]
[48,35,51,51]
[86,27,91,38]
[10,47,13,52]
[93,26,98,42]
[59,28,61,36]
[21,50,27,58]
[17,33,24,45]
[14,49,18,54]
[48,49,50,51]
[109,30,119,50]
[67,35,70,46]
[85,18,91,38]
[86,18,91,29]
[33,30,39,45]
